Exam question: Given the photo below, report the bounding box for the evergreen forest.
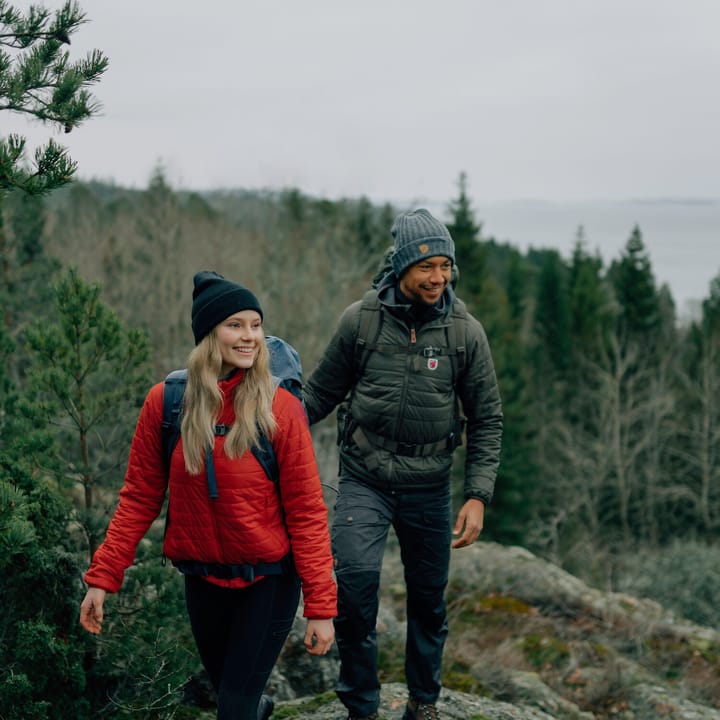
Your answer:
[2,2,720,718]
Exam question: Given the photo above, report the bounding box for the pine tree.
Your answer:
[0,0,108,195]
[567,229,613,362]
[446,171,486,305]
[676,272,720,534]
[474,255,538,546]
[0,281,91,720]
[0,0,106,385]
[3,269,151,714]
[0,192,61,342]
[608,225,661,348]
[533,249,572,377]
[505,248,528,329]
[23,267,152,560]
[702,274,720,337]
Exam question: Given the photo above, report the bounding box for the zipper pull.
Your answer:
[410,326,417,344]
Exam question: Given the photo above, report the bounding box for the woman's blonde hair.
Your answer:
[180,329,277,474]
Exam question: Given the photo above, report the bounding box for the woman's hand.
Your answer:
[303,618,335,655]
[79,587,107,635]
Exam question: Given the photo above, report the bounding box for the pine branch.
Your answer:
[0,1,107,194]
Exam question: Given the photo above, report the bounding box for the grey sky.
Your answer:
[12,0,720,204]
[6,1,720,313]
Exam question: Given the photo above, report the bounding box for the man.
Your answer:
[303,208,503,720]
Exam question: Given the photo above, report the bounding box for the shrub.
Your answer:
[614,539,720,627]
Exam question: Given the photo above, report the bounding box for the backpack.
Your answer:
[160,335,304,492]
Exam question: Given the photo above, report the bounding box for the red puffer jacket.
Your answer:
[84,370,337,619]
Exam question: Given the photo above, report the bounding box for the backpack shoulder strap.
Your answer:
[251,376,282,484]
[251,434,278,484]
[447,299,468,385]
[354,289,384,377]
[444,299,469,448]
[161,368,187,472]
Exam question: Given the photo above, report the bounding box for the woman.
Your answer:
[80,271,336,720]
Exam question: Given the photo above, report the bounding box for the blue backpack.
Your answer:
[160,335,304,494]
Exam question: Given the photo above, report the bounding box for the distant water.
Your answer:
[424,198,720,322]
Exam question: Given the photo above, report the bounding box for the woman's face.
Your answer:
[215,310,263,375]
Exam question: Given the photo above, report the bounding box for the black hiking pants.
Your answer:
[185,570,300,719]
[331,476,451,717]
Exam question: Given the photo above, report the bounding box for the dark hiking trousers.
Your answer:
[331,477,451,717]
[185,570,300,719]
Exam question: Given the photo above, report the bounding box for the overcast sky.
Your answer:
[11,0,720,205]
[6,1,719,312]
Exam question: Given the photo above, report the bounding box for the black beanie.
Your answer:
[191,271,264,345]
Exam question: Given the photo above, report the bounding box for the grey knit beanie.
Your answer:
[390,209,455,277]
[191,271,263,345]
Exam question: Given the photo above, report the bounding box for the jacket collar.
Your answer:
[376,271,456,322]
[218,368,245,390]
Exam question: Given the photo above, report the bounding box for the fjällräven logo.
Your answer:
[419,243,429,254]
[427,357,439,371]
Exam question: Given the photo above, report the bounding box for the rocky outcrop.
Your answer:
[191,542,720,719]
[447,542,720,648]
[273,682,559,719]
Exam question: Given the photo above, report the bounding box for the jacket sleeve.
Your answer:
[457,315,503,504]
[302,300,360,425]
[273,391,337,619]
[83,383,169,593]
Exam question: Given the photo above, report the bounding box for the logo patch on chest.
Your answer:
[427,357,439,371]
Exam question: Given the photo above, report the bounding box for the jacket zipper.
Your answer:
[393,323,417,442]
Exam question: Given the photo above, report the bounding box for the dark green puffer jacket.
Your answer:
[303,278,503,503]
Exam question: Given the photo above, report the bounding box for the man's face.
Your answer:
[399,255,453,305]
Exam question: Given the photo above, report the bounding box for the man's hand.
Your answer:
[79,587,107,634]
[452,498,485,548]
[304,618,335,655]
